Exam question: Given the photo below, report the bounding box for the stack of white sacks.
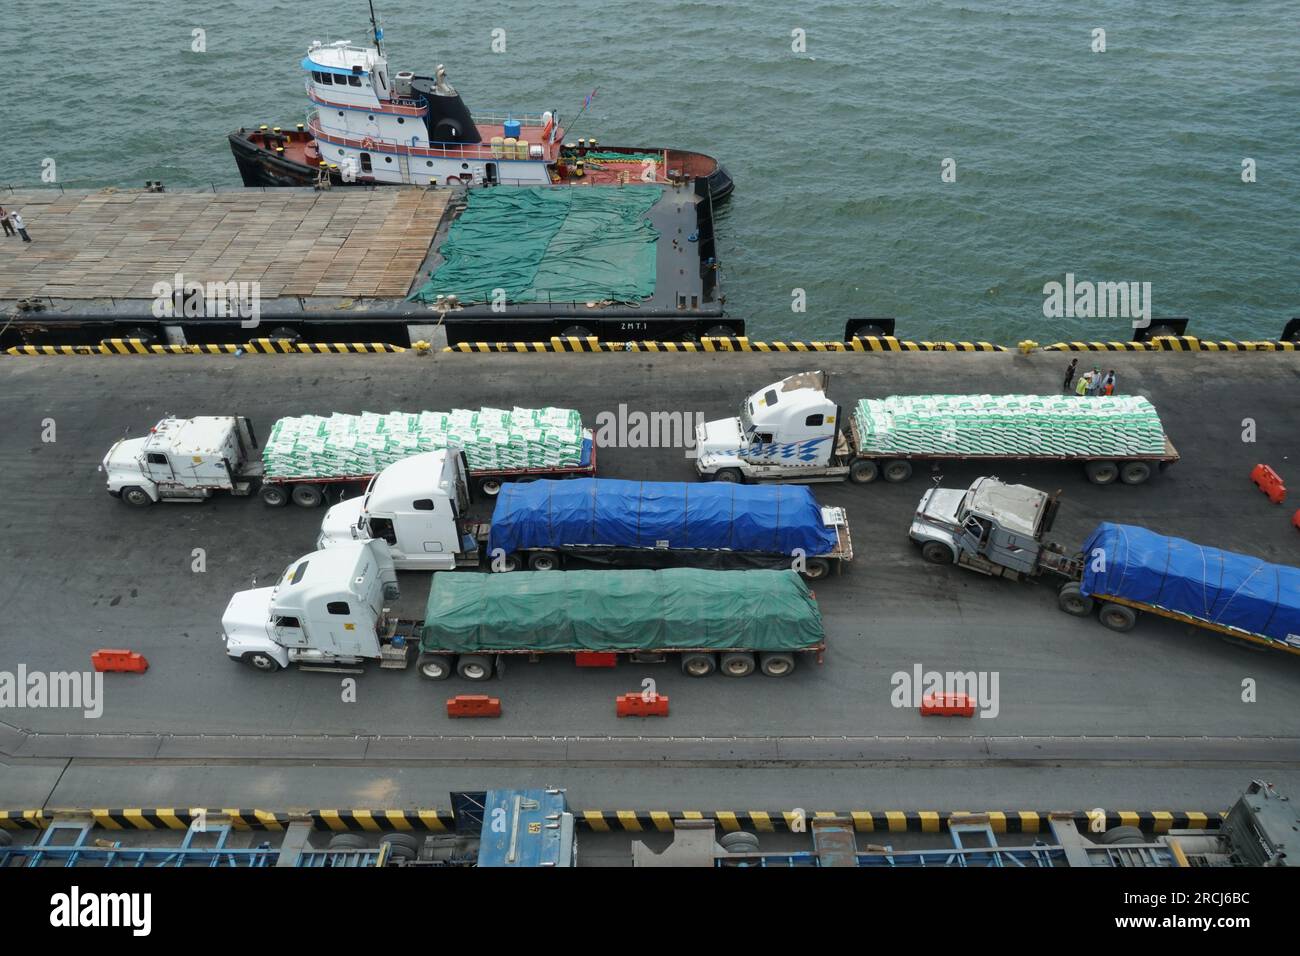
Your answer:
[852,395,1167,457]
[264,407,585,477]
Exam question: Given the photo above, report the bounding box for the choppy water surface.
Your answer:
[4,0,1296,341]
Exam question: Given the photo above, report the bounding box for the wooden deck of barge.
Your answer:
[0,187,450,301]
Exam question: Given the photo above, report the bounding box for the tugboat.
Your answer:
[229,7,732,199]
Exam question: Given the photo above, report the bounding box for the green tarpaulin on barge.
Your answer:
[419,568,824,653]
[409,185,662,305]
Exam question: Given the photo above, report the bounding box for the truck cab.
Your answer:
[695,370,845,482]
[223,540,400,671]
[102,416,260,506]
[316,450,477,570]
[909,477,1065,579]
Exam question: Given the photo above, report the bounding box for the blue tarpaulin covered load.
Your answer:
[488,478,840,557]
[1080,523,1300,649]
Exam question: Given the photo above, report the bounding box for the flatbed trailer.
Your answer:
[262,435,596,506]
[841,421,1180,485]
[504,508,852,580]
[410,567,827,681]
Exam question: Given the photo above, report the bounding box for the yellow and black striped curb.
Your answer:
[7,336,1297,357]
[444,336,1007,353]
[1031,337,1299,352]
[6,339,406,356]
[1,807,1225,834]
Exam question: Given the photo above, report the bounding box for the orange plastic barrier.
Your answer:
[1293,509,1300,532]
[920,693,975,717]
[91,649,149,673]
[446,695,502,718]
[615,692,669,717]
[575,651,618,668]
[1251,464,1287,504]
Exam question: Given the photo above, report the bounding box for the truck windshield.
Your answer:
[739,398,753,437]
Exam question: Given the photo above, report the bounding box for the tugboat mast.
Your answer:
[368,0,383,55]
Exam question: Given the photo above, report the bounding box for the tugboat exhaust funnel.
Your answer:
[411,66,480,144]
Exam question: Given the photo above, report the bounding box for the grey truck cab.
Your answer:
[102,416,261,506]
[909,477,1075,579]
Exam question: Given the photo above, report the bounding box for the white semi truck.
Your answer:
[102,414,595,508]
[693,371,1179,486]
[101,416,263,506]
[221,538,402,672]
[222,543,827,679]
[318,451,852,578]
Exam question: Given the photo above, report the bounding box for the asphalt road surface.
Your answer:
[1,350,1297,773]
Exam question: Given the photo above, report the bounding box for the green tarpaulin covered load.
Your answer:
[263,407,585,478]
[419,568,825,653]
[852,394,1168,457]
[408,185,662,305]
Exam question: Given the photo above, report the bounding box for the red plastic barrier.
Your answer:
[446,695,502,718]
[90,649,149,673]
[1293,509,1300,532]
[575,651,618,668]
[920,693,975,717]
[1251,464,1287,504]
[615,692,669,717]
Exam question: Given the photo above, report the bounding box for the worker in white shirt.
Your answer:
[10,210,31,242]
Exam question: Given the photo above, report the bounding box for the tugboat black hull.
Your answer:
[229,132,327,188]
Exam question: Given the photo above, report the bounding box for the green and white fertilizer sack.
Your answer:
[851,395,1167,457]
[263,407,585,478]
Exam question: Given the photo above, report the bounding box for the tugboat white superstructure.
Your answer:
[301,39,557,187]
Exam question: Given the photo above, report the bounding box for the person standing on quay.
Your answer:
[1062,358,1078,392]
[10,209,31,242]
[0,206,15,238]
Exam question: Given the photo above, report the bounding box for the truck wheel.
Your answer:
[1085,461,1119,485]
[1097,826,1146,846]
[120,486,153,507]
[478,477,504,497]
[418,654,453,680]
[800,558,831,580]
[848,459,879,484]
[260,484,289,507]
[883,460,913,483]
[528,552,559,571]
[457,654,494,681]
[719,831,760,852]
[241,651,282,672]
[1120,462,1152,485]
[328,832,368,851]
[758,652,796,677]
[291,484,324,507]
[1057,582,1094,616]
[719,652,756,677]
[680,652,717,677]
[1098,602,1137,632]
[379,833,420,861]
[491,552,521,572]
[713,468,742,484]
[921,541,953,565]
